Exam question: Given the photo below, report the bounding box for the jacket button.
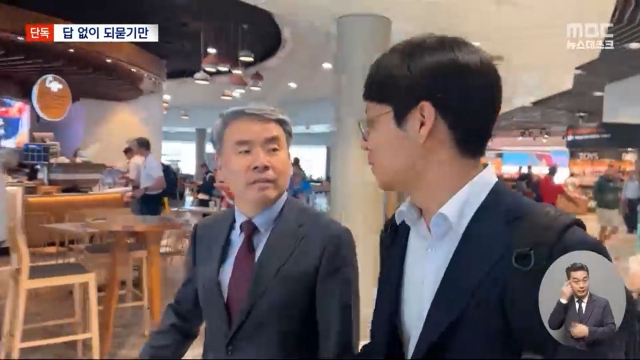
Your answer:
[226,345,233,355]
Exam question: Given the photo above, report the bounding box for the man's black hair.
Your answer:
[363,34,502,159]
[565,262,589,279]
[123,146,133,154]
[133,137,151,152]
[548,165,558,177]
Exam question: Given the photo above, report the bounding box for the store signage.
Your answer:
[566,123,640,150]
[31,74,72,122]
[577,152,599,160]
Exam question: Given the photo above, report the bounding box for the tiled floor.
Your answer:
[0,213,635,359]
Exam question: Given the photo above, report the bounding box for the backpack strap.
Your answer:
[506,203,586,358]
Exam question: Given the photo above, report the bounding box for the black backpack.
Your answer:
[507,204,640,358]
[161,163,178,199]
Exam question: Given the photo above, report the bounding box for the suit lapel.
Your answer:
[228,198,305,337]
[201,208,235,333]
[583,295,596,323]
[411,184,513,359]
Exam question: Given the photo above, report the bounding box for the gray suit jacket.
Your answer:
[139,197,359,359]
[548,293,619,358]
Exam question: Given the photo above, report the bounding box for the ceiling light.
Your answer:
[106,58,112,63]
[542,138,547,143]
[217,64,230,72]
[238,50,255,62]
[162,94,171,102]
[68,48,74,53]
[593,91,605,96]
[249,83,262,91]
[181,112,189,120]
[234,88,246,94]
[203,65,217,72]
[221,90,233,100]
[626,42,640,50]
[207,47,217,54]
[232,90,242,98]
[472,42,481,47]
[231,68,243,75]
[288,82,297,89]
[193,70,210,84]
[322,62,333,70]
[16,36,24,41]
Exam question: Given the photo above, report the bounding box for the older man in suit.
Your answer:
[548,262,617,358]
[139,106,359,359]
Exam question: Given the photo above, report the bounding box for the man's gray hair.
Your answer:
[210,105,293,153]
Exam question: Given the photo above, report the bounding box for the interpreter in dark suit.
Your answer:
[139,105,359,359]
[356,34,623,359]
[548,263,617,358]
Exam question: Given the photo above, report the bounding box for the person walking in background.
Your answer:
[195,162,216,208]
[140,105,358,359]
[622,170,640,234]
[539,165,579,208]
[292,157,306,179]
[130,137,166,216]
[593,164,622,242]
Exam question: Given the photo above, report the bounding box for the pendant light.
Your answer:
[238,25,255,63]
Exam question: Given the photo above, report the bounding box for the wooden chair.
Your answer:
[1,188,100,359]
[66,208,151,336]
[24,212,71,264]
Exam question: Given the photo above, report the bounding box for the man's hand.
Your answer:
[560,281,573,301]
[570,323,589,338]
[132,188,144,199]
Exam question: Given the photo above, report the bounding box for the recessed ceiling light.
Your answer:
[288,82,297,89]
[16,36,24,41]
[472,42,481,47]
[592,91,605,96]
[322,62,333,70]
[131,68,137,72]
[68,48,74,53]
[207,47,217,54]
[626,42,640,50]
[106,58,112,63]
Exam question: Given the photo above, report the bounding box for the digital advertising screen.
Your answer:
[0,97,30,148]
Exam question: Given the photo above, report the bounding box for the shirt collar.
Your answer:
[234,192,288,233]
[395,166,498,236]
[576,293,589,304]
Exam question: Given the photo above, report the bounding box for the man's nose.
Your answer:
[251,151,271,172]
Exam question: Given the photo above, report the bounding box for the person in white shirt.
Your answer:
[130,137,166,216]
[122,146,145,214]
[622,171,640,233]
[357,34,616,359]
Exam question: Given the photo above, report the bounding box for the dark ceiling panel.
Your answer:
[0,0,282,79]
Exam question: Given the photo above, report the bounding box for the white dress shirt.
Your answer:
[559,293,589,313]
[622,178,640,200]
[140,155,164,195]
[397,166,498,358]
[128,155,144,186]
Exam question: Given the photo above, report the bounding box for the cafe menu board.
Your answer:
[31,74,72,122]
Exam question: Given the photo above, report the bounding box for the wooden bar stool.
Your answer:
[1,195,100,359]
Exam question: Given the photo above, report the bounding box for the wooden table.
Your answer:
[84,215,182,358]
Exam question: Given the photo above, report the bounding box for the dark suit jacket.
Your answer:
[140,197,359,359]
[358,183,616,359]
[548,293,617,358]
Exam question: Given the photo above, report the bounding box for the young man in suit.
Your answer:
[548,263,617,358]
[357,34,618,358]
[139,105,359,359]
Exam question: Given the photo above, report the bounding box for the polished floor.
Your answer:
[0,214,635,358]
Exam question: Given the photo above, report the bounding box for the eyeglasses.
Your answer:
[359,109,392,141]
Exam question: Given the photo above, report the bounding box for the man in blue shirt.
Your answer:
[140,105,359,359]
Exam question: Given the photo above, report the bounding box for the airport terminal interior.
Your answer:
[0,0,639,358]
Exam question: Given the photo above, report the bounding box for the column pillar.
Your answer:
[45,92,164,165]
[195,128,207,178]
[330,14,391,343]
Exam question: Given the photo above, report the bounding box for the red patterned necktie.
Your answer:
[226,219,258,325]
